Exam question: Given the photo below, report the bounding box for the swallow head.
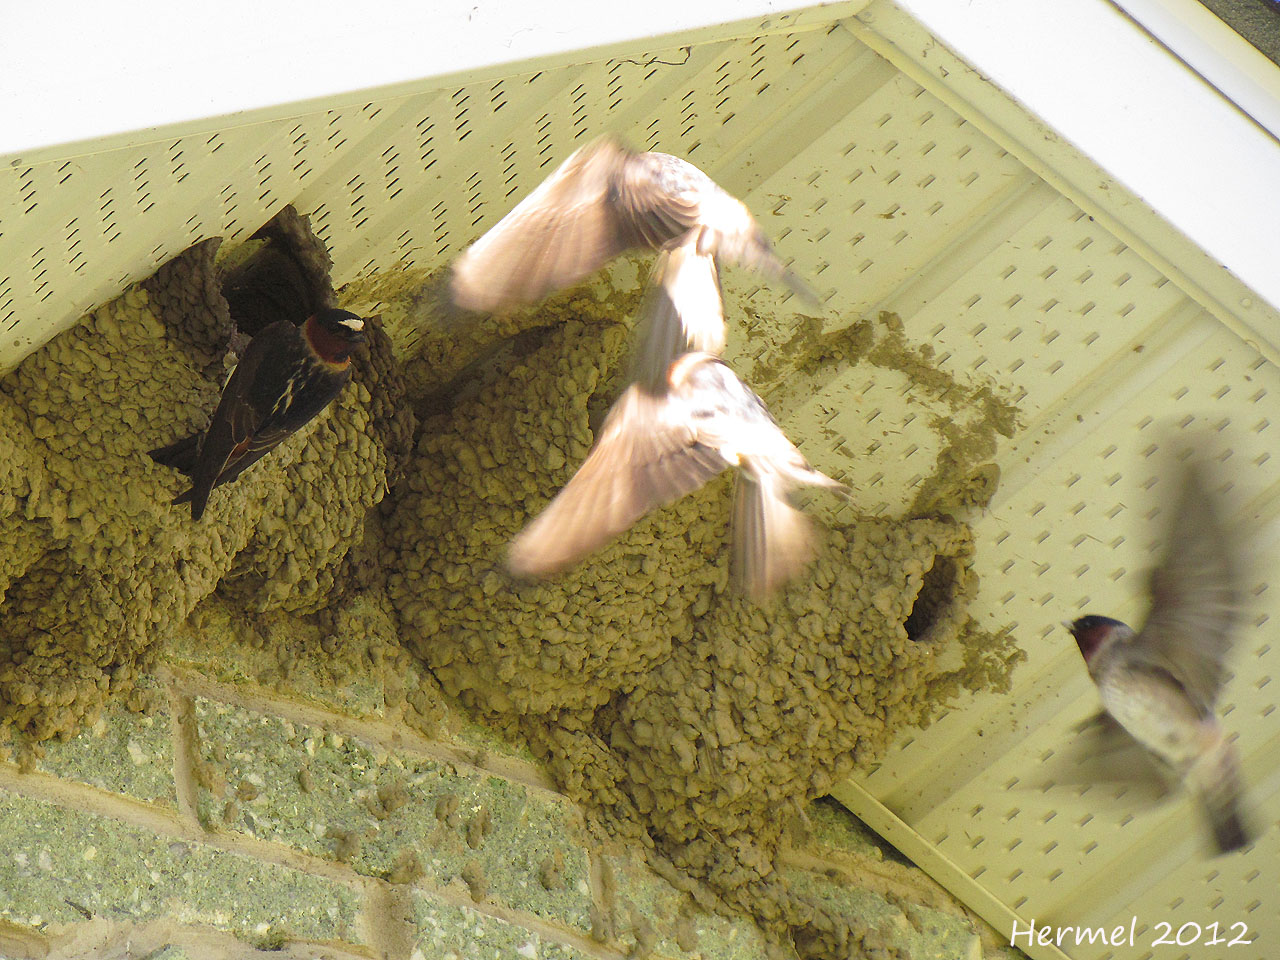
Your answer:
[305,309,366,365]
[317,308,366,341]
[1066,614,1131,665]
[663,351,720,390]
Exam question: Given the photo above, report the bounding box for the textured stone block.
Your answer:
[137,948,190,960]
[0,791,361,947]
[603,849,771,960]
[804,796,899,862]
[783,866,982,960]
[451,719,541,767]
[412,894,594,960]
[192,697,593,934]
[27,674,176,807]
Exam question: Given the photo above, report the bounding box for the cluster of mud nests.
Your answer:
[0,214,1022,959]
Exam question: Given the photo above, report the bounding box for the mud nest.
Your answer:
[1,239,1022,957]
[0,212,412,739]
[377,276,1023,958]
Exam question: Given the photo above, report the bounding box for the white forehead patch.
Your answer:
[339,316,365,331]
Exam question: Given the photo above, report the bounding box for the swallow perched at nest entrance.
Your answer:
[1065,461,1253,855]
[507,350,850,601]
[150,308,366,520]
[448,134,812,315]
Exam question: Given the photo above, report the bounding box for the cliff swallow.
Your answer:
[1065,462,1251,854]
[449,134,811,314]
[150,309,366,520]
[507,351,849,599]
[630,238,726,391]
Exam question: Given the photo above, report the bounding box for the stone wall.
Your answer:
[0,630,1026,960]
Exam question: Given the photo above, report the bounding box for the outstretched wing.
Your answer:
[612,150,705,249]
[1135,461,1246,711]
[507,383,729,578]
[1032,710,1176,806]
[449,136,635,313]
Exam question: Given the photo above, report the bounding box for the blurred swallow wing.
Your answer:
[1036,711,1175,804]
[631,243,726,390]
[1136,463,1245,710]
[449,137,633,313]
[730,471,815,600]
[618,153,795,287]
[613,151,704,249]
[507,383,729,577]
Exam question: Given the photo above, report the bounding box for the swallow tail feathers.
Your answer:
[1191,734,1251,854]
[631,243,725,390]
[148,433,202,476]
[732,457,850,599]
[731,472,813,601]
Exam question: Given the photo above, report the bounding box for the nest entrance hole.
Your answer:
[219,207,334,338]
[903,555,959,642]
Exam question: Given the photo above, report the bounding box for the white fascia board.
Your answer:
[1,0,864,159]
[1115,0,1280,141]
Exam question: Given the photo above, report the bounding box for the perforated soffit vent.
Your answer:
[2,2,1277,960]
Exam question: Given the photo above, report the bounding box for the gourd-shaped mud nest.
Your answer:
[0,209,412,738]
[0,220,1023,958]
